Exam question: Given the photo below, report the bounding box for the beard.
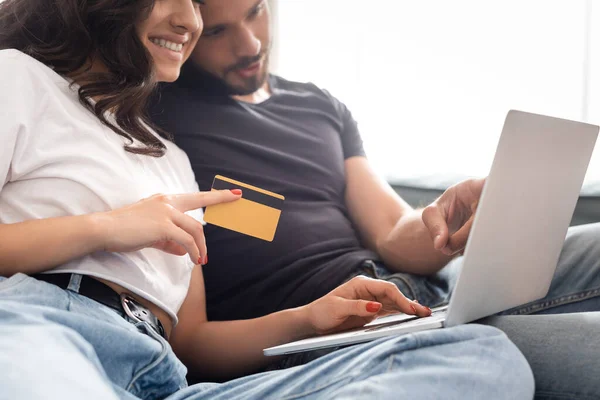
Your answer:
[182,51,270,97]
[222,52,270,96]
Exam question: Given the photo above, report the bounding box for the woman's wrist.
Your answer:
[86,212,114,253]
[286,305,318,340]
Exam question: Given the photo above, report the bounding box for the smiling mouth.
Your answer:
[150,38,184,53]
[241,61,260,70]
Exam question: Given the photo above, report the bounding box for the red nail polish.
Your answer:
[366,302,381,313]
[230,189,242,195]
[426,307,432,314]
[197,257,203,265]
[410,304,417,314]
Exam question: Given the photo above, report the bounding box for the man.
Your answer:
[150,0,600,396]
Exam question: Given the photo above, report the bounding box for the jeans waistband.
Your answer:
[31,273,166,339]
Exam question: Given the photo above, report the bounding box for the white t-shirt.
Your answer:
[0,49,202,324]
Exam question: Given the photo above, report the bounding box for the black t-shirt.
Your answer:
[150,68,378,321]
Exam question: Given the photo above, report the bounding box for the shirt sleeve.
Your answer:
[0,51,38,187]
[323,89,367,159]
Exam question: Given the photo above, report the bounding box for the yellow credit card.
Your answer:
[203,175,284,242]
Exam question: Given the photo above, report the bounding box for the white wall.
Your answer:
[274,0,600,185]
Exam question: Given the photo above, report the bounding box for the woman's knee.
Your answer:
[359,325,534,398]
[415,325,534,395]
[454,325,534,396]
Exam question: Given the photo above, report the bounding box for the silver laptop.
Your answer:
[264,110,599,356]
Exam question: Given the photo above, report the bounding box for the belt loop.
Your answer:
[66,274,83,293]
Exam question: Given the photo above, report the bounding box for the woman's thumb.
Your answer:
[339,299,382,317]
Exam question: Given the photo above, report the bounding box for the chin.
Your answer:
[156,70,180,83]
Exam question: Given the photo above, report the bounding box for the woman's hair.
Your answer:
[0,0,171,157]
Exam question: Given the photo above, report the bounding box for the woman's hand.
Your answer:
[302,276,432,335]
[422,177,485,256]
[98,190,242,265]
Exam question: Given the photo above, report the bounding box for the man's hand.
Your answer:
[422,177,486,256]
[302,276,432,335]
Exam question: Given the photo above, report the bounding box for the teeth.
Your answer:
[151,38,184,53]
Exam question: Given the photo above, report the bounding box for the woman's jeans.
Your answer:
[0,273,533,400]
[5,221,600,399]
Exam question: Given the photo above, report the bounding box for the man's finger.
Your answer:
[445,213,475,255]
[169,190,242,212]
[421,204,449,250]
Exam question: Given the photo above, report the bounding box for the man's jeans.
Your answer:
[0,274,532,400]
[361,223,600,316]
[364,222,600,400]
[276,223,600,400]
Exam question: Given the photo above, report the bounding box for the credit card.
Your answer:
[203,175,284,242]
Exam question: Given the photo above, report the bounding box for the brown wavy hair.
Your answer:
[0,0,170,157]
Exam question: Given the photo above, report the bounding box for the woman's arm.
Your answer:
[171,267,432,382]
[0,215,106,276]
[0,191,242,276]
[170,266,312,381]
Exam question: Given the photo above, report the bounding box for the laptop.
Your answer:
[264,110,599,356]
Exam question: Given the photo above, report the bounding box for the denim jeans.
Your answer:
[352,222,600,400]
[0,273,533,399]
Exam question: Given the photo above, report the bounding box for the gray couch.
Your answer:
[390,175,600,227]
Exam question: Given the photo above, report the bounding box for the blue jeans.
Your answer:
[0,273,533,399]
[274,223,600,399]
[358,222,600,400]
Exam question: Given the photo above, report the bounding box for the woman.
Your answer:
[0,0,533,398]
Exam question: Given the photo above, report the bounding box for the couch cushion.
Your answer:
[389,175,600,227]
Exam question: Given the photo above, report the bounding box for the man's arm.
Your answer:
[344,156,453,275]
[170,265,430,382]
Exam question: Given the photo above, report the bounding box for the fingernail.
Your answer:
[366,302,381,313]
[410,304,417,314]
[426,307,432,315]
[198,256,203,265]
[204,255,208,265]
[434,235,442,248]
[230,189,242,195]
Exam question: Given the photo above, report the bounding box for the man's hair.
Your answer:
[0,0,171,157]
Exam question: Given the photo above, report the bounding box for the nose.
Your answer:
[171,0,203,34]
[233,25,261,58]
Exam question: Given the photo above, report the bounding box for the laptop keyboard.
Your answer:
[363,305,449,333]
